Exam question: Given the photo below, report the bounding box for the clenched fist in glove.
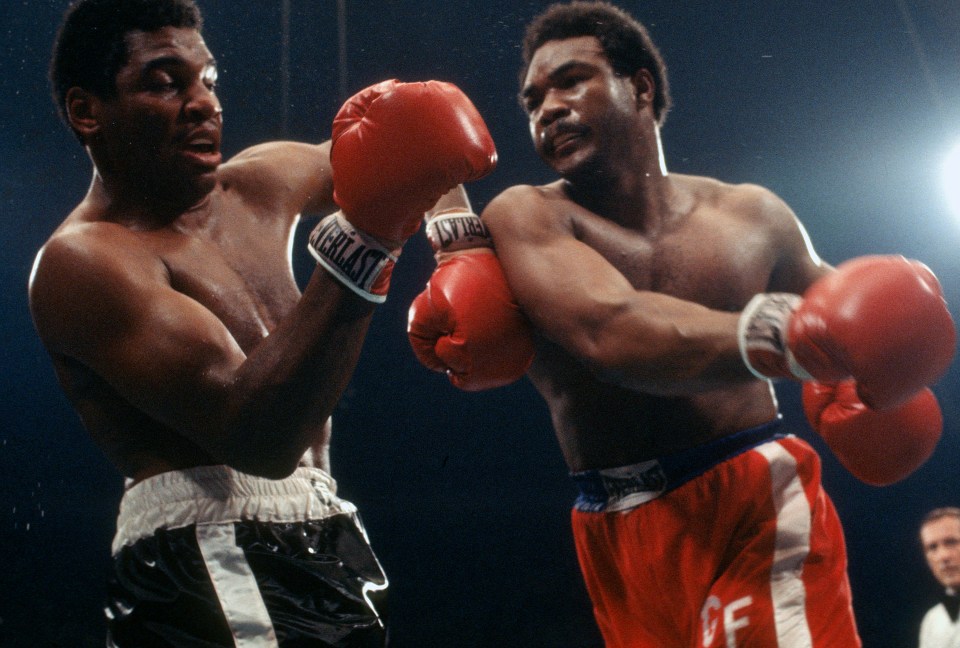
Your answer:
[739,255,955,410]
[803,380,942,486]
[408,209,535,391]
[309,80,497,302]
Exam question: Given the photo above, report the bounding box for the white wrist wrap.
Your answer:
[308,211,397,303]
[425,210,493,253]
[737,293,813,381]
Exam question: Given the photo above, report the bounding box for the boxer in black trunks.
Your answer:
[30,0,495,644]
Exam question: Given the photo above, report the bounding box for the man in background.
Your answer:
[920,507,960,647]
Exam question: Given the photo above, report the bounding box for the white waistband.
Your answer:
[112,465,356,555]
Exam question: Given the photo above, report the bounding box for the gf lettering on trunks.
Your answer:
[308,212,397,302]
[426,211,494,253]
[701,595,753,647]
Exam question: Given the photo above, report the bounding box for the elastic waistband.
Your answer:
[112,465,356,554]
[572,418,785,513]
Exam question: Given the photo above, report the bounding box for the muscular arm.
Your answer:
[223,140,338,218]
[483,183,828,396]
[29,224,372,479]
[756,185,832,293]
[228,141,470,224]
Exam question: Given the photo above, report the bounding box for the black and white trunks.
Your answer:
[105,465,388,647]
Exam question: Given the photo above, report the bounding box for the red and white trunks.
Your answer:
[571,421,860,648]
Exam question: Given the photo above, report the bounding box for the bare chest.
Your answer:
[146,211,301,351]
[574,209,774,311]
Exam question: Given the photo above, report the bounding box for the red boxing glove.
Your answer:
[791,256,955,409]
[803,380,942,486]
[331,80,497,243]
[309,80,497,302]
[408,250,535,391]
[739,255,956,410]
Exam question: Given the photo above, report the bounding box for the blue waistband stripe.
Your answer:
[571,418,785,512]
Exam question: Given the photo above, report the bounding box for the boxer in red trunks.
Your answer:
[407,2,954,646]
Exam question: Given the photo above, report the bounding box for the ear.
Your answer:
[65,87,104,140]
[630,68,656,110]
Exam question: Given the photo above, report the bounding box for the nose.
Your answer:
[537,89,570,128]
[184,81,221,122]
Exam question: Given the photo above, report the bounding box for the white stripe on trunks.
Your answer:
[196,522,279,648]
[755,441,814,648]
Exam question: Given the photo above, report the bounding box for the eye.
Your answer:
[558,71,590,90]
[145,70,177,92]
[519,89,541,114]
[201,64,218,90]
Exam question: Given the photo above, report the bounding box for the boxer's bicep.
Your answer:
[483,188,651,364]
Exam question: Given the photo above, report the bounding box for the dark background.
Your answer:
[3,1,960,646]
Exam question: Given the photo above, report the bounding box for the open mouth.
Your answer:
[186,139,217,154]
[180,135,222,167]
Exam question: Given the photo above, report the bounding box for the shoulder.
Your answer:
[678,174,806,253]
[485,182,553,210]
[33,220,153,278]
[217,140,333,213]
[919,602,951,644]
[29,221,165,347]
[219,141,329,186]
[221,140,329,173]
[677,174,795,224]
[921,602,947,623]
[483,181,570,236]
[676,174,825,290]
